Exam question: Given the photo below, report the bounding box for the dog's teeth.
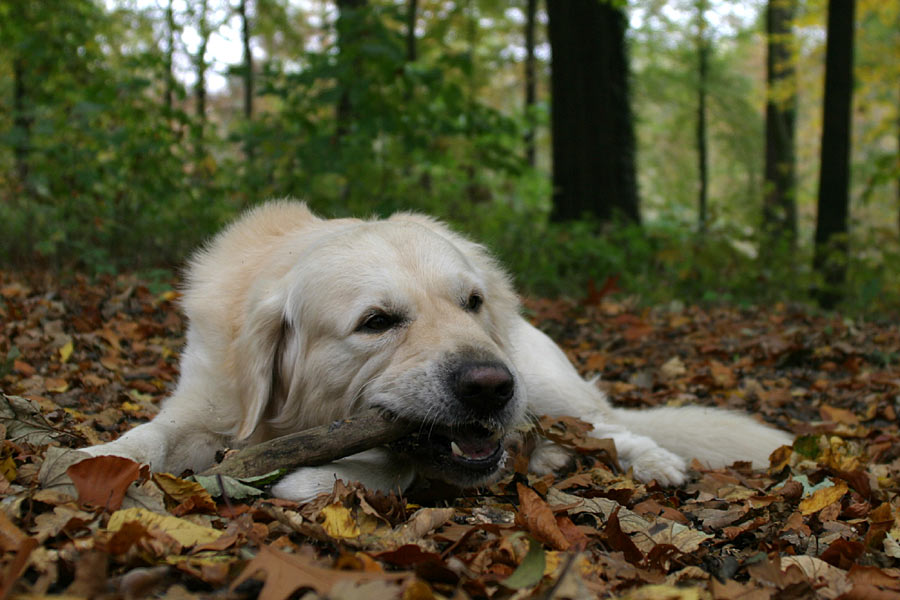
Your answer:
[450,441,463,457]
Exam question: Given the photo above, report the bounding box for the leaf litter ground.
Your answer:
[1,271,899,599]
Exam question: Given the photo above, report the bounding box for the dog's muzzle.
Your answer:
[389,359,519,485]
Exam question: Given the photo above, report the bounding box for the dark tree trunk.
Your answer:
[164,0,176,114]
[546,0,639,223]
[335,0,366,140]
[12,56,31,190]
[763,0,797,248]
[238,0,254,121]
[524,0,537,168]
[696,0,709,233]
[195,0,209,124]
[237,0,255,165]
[406,0,418,62]
[813,0,856,309]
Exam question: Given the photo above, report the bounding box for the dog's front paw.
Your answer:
[528,439,575,476]
[627,448,688,486]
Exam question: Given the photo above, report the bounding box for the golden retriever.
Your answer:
[84,201,792,500]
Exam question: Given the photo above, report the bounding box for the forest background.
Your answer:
[1,0,898,314]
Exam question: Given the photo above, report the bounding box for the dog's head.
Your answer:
[232,213,525,486]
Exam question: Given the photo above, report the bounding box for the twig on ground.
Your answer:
[200,408,417,479]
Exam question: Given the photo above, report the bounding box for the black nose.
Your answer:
[452,362,515,413]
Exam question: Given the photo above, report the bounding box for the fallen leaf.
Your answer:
[153,472,216,511]
[502,535,545,589]
[231,544,406,600]
[0,510,28,552]
[321,503,361,539]
[798,481,848,516]
[58,341,74,363]
[67,455,146,511]
[107,507,222,547]
[661,356,687,379]
[516,483,570,551]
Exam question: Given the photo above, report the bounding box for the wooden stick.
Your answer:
[200,408,417,479]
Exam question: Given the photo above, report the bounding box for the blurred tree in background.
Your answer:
[0,0,897,313]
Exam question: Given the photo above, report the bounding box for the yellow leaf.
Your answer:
[321,503,360,539]
[799,481,848,516]
[108,507,222,547]
[58,341,74,363]
[153,472,215,504]
[0,454,16,481]
[621,584,703,600]
[63,407,86,419]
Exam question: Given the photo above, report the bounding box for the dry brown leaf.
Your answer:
[781,556,852,597]
[515,483,570,551]
[67,455,147,511]
[0,510,28,552]
[363,507,455,550]
[230,544,406,600]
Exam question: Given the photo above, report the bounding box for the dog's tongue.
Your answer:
[451,437,497,460]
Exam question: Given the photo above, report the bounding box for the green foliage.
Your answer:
[0,0,897,317]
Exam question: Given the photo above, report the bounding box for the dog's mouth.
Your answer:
[390,422,506,478]
[433,423,505,467]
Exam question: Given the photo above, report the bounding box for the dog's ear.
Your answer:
[233,286,293,440]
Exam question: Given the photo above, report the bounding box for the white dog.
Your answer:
[83,201,792,501]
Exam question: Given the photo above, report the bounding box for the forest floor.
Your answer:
[1,270,899,599]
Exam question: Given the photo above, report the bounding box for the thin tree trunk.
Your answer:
[194,0,210,151]
[406,0,418,62]
[238,0,255,164]
[335,0,366,140]
[164,0,176,114]
[12,56,31,190]
[813,0,856,309]
[238,0,254,120]
[763,0,797,248]
[546,0,639,223]
[696,0,709,233]
[524,0,537,168]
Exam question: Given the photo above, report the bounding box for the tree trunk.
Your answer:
[546,0,639,223]
[406,0,417,63]
[194,0,210,144]
[763,0,797,248]
[335,0,366,140]
[238,0,254,121]
[696,0,709,233]
[813,0,856,309]
[524,0,537,168]
[12,56,31,190]
[164,0,176,115]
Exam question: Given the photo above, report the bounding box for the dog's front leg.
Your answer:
[509,317,688,485]
[270,448,416,503]
[81,398,227,475]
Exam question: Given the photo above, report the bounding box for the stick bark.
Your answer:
[201,409,416,479]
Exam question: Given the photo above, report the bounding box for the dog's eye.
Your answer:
[465,292,483,313]
[357,311,399,333]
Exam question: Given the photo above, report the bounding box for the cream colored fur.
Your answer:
[83,201,793,501]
